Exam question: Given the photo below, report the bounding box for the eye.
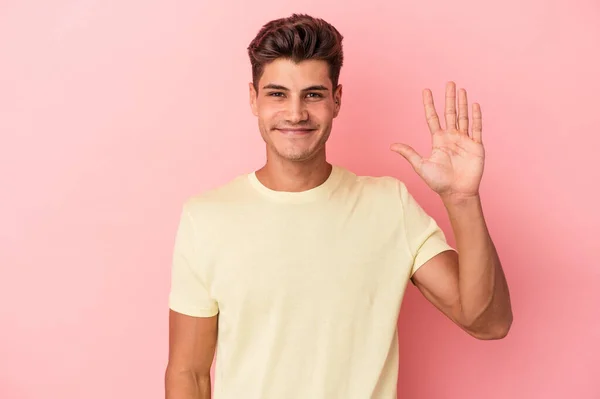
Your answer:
[306,92,323,98]
[267,92,284,97]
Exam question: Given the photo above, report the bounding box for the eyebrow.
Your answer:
[262,84,329,91]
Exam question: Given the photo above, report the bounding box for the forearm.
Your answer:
[165,369,211,399]
[442,194,512,337]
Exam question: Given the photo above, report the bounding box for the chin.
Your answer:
[268,144,316,162]
[278,149,315,162]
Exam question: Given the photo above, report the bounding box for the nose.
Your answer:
[284,97,309,124]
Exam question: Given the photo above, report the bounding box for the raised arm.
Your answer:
[410,196,512,339]
[391,81,512,339]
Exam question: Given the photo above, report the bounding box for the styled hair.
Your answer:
[247,14,344,92]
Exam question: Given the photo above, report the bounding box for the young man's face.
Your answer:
[249,58,342,163]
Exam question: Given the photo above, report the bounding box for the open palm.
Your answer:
[391,82,485,199]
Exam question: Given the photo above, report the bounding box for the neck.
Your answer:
[255,150,332,193]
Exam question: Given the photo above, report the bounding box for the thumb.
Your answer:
[390,143,423,171]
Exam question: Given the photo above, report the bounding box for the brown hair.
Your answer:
[247,14,344,92]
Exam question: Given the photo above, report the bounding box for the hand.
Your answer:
[390,81,485,201]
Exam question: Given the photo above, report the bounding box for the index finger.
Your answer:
[423,89,441,134]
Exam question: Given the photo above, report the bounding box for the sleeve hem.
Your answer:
[410,244,457,278]
[169,296,219,318]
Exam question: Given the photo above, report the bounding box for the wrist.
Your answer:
[440,192,481,208]
[441,193,486,232]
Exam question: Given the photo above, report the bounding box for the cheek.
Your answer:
[258,110,280,128]
[311,106,334,123]
[257,103,283,120]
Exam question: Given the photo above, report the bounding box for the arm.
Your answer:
[165,311,218,398]
[411,195,512,339]
[166,204,220,398]
[391,81,513,339]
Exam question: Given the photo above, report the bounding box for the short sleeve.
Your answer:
[168,205,219,317]
[398,181,456,278]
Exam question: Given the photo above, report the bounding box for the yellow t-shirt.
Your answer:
[168,164,454,399]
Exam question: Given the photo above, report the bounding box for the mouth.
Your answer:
[275,128,317,136]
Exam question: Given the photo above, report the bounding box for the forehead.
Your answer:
[259,58,331,89]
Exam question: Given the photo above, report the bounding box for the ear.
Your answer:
[333,84,343,118]
[249,82,258,116]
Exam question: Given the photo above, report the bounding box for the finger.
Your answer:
[390,143,423,172]
[458,88,469,135]
[445,81,457,131]
[472,103,482,143]
[422,89,441,134]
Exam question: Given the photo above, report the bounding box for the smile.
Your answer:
[276,128,316,135]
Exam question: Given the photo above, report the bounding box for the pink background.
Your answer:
[1,1,598,398]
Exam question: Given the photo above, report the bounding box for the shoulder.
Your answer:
[337,165,409,199]
[181,172,254,219]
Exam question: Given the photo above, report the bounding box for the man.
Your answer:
[164,13,512,399]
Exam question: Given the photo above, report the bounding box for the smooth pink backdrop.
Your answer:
[1,1,598,398]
